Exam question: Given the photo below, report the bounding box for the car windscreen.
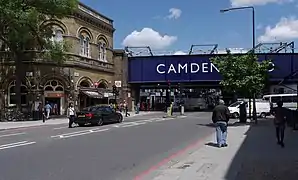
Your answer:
[97,106,114,113]
[229,101,242,107]
[82,106,99,112]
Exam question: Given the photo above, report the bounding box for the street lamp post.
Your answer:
[220,7,255,50]
[220,6,258,122]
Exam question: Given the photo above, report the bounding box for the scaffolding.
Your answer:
[125,41,295,57]
[248,41,295,54]
[188,44,218,55]
[124,46,153,57]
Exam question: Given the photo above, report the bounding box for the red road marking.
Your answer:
[133,133,212,180]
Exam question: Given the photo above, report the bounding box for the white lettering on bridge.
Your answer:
[156,63,219,74]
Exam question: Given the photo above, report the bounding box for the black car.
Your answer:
[74,105,123,127]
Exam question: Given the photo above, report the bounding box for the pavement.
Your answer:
[0,111,158,131]
[142,118,298,180]
[0,112,214,180]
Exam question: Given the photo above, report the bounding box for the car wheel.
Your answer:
[233,112,240,119]
[118,114,123,123]
[260,112,266,118]
[78,123,85,127]
[97,118,104,126]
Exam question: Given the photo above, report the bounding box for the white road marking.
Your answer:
[120,123,139,128]
[0,132,26,138]
[51,128,109,139]
[150,118,163,121]
[51,128,100,138]
[155,118,166,122]
[60,128,109,139]
[0,141,36,150]
[163,118,175,121]
[53,127,67,130]
[140,119,154,123]
[135,122,147,125]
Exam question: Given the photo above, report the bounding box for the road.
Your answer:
[0,112,214,180]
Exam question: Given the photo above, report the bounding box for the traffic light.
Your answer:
[115,90,119,96]
[112,85,117,93]
[167,80,171,89]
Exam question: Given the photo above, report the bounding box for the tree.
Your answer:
[0,0,78,111]
[210,50,271,122]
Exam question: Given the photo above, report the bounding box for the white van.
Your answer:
[263,94,297,110]
[228,101,271,118]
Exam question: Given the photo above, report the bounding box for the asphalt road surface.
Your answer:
[0,112,214,180]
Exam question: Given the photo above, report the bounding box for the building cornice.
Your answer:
[78,2,113,25]
[72,12,115,34]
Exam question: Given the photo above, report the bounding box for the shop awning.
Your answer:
[80,90,103,99]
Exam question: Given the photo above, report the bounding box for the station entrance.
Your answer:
[133,83,231,112]
[126,43,298,112]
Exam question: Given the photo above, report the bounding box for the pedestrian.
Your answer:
[123,100,130,117]
[212,99,230,148]
[44,101,52,119]
[67,103,75,128]
[272,101,287,148]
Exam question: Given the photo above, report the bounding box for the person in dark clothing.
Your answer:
[272,101,287,148]
[212,99,230,148]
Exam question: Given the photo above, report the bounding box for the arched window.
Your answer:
[98,42,103,60]
[80,80,91,87]
[85,37,90,57]
[102,43,107,61]
[44,80,64,92]
[51,29,64,43]
[80,35,85,55]
[97,80,108,89]
[8,81,28,106]
[79,33,91,57]
[98,39,107,62]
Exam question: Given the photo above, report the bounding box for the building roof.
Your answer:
[78,2,113,25]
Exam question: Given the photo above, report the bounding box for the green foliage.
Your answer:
[43,40,72,65]
[210,50,271,95]
[0,0,78,62]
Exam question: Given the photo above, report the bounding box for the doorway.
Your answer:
[45,97,61,115]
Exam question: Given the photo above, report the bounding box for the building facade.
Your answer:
[0,3,131,116]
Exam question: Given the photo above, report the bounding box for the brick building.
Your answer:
[0,3,132,116]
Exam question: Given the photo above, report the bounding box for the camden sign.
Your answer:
[156,62,275,74]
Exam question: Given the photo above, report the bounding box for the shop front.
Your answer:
[78,88,114,109]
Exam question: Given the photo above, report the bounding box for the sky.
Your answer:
[80,0,298,54]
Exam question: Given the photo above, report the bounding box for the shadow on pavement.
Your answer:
[196,119,252,128]
[205,142,220,148]
[225,118,298,180]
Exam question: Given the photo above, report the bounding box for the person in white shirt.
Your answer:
[67,103,75,128]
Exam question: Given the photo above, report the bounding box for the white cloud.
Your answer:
[122,28,177,50]
[258,17,298,42]
[167,8,182,19]
[173,50,187,55]
[230,0,292,7]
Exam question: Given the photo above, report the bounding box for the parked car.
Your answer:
[75,105,123,127]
